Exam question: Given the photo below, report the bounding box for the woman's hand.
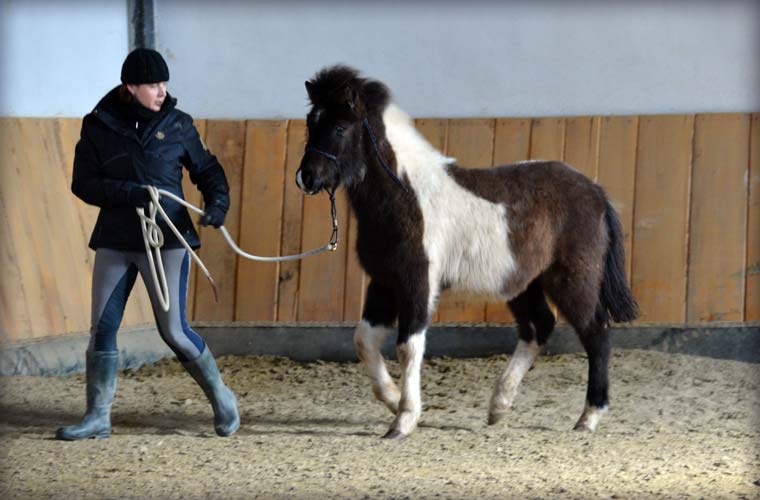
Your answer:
[199,206,226,228]
[127,185,152,209]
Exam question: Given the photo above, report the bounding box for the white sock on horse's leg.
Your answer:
[488,338,542,425]
[574,403,608,432]
[354,320,400,414]
[573,324,610,432]
[384,331,426,439]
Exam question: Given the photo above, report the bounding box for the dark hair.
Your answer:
[118,84,135,104]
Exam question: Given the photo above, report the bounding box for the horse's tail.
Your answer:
[599,200,638,323]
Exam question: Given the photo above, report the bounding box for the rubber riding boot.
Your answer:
[55,351,119,440]
[182,347,240,437]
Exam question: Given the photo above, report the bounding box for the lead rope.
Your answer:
[137,186,338,312]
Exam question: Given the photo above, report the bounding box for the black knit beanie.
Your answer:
[120,48,170,84]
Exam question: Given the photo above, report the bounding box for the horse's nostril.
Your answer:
[296,168,318,194]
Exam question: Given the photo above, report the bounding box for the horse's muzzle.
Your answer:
[296,167,320,195]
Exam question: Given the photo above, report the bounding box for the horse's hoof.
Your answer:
[487,411,507,426]
[573,405,606,432]
[381,429,407,440]
[572,422,594,432]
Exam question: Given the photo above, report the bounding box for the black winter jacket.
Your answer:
[72,86,230,251]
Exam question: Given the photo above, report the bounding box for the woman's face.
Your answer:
[127,82,167,111]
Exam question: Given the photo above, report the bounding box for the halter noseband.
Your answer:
[306,118,408,193]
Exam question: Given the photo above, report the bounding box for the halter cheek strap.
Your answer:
[306,119,409,193]
[362,117,408,193]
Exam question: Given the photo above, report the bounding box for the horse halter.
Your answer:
[305,118,409,193]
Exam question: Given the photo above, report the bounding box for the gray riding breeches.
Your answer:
[88,248,205,362]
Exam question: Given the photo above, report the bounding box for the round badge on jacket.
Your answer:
[156,131,165,140]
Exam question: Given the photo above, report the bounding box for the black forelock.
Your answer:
[311,65,362,93]
[308,65,392,113]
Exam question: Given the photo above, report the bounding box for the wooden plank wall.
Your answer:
[1,112,757,344]
[0,118,156,344]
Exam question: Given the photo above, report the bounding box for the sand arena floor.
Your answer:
[1,349,759,499]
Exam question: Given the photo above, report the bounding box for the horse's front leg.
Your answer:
[383,294,431,440]
[354,321,400,414]
[354,281,400,414]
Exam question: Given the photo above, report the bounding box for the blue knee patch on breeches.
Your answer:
[156,252,205,362]
[93,264,138,352]
[179,252,205,357]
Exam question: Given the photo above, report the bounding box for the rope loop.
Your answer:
[138,186,339,312]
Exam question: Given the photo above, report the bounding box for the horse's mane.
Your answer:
[308,65,391,113]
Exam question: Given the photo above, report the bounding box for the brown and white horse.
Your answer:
[296,65,638,439]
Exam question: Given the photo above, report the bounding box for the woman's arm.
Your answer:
[71,118,143,208]
[181,121,231,217]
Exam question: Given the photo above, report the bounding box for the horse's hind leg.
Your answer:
[488,279,556,425]
[354,281,400,414]
[573,316,610,432]
[545,267,610,432]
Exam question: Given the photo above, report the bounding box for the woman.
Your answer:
[56,48,239,440]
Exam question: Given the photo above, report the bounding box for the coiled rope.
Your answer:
[137,186,338,311]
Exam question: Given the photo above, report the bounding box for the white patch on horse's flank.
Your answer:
[382,104,517,297]
[489,339,542,421]
[574,403,608,432]
[353,320,399,413]
[424,261,442,318]
[391,331,426,436]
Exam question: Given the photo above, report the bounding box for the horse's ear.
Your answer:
[305,80,317,103]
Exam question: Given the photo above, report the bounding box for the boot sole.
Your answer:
[215,419,240,437]
[55,429,111,441]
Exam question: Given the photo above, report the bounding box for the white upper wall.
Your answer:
[155,0,760,118]
[2,0,758,118]
[0,0,128,117]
